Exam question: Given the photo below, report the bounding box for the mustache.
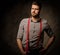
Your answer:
[32,12,36,14]
[32,11,35,13]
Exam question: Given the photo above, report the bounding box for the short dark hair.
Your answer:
[31,1,42,9]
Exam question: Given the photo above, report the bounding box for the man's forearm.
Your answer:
[17,38,25,53]
[45,36,55,49]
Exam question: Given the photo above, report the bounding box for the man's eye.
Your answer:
[32,8,34,9]
[31,8,39,10]
[35,9,39,10]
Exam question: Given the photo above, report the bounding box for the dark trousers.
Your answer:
[27,49,40,55]
[26,47,46,55]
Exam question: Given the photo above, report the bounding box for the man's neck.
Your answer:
[31,16,40,22]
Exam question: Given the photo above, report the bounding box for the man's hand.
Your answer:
[39,47,47,55]
[21,51,26,55]
[40,47,47,52]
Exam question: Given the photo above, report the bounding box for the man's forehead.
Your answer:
[31,5,39,8]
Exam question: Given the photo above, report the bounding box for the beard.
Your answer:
[31,11,40,18]
[31,13,40,18]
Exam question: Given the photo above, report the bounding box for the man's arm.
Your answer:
[40,35,55,53]
[17,38,26,55]
[16,19,26,55]
[41,19,55,52]
[44,35,55,50]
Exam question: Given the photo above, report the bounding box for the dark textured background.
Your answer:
[0,0,60,55]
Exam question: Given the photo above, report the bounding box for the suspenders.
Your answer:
[25,18,42,54]
[25,18,30,53]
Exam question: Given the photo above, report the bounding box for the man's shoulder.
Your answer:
[42,18,48,23]
[21,18,29,21]
[20,18,29,23]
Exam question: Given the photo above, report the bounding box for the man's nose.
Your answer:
[33,10,35,13]
[33,9,35,12]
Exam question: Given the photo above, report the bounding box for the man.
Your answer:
[16,1,55,55]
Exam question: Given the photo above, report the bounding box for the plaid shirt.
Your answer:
[17,18,54,49]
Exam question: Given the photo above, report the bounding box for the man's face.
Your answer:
[31,4,40,17]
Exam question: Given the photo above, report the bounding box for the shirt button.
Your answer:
[33,30,35,33]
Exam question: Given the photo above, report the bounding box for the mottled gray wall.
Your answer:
[1,0,60,55]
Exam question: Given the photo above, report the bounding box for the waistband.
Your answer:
[23,46,44,52]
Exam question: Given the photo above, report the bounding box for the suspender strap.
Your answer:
[26,18,42,53]
[25,18,30,53]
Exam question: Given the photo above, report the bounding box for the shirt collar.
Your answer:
[31,18,41,23]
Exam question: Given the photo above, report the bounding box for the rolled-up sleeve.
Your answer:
[17,19,24,40]
[44,22,54,37]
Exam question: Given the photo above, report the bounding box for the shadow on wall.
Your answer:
[1,1,60,55]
